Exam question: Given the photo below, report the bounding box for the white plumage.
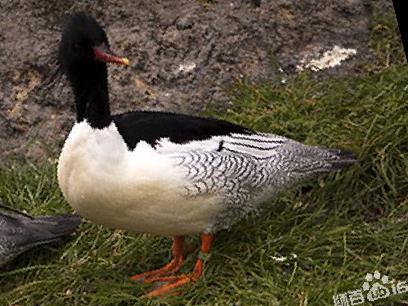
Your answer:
[58,121,223,236]
[58,120,353,235]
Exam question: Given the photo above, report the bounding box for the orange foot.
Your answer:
[133,233,214,298]
[130,236,185,282]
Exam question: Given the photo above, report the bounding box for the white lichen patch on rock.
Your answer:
[297,46,357,72]
[177,62,196,74]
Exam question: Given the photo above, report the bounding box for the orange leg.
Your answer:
[130,236,185,282]
[144,233,214,298]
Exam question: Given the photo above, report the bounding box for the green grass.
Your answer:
[1,11,407,306]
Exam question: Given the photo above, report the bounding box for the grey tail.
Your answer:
[324,148,357,171]
[29,214,82,239]
[287,145,357,177]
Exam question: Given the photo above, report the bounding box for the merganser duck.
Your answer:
[57,12,356,297]
[0,203,81,265]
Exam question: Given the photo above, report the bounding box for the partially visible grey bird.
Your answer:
[0,203,81,265]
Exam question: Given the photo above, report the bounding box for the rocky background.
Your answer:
[0,0,396,162]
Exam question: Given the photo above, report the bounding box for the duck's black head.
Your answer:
[59,12,128,82]
[58,12,129,128]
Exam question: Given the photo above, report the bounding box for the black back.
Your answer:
[113,111,252,150]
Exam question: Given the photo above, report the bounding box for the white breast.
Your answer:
[57,121,223,236]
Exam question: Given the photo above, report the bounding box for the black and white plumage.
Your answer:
[167,133,355,231]
[57,13,356,237]
[0,204,81,265]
